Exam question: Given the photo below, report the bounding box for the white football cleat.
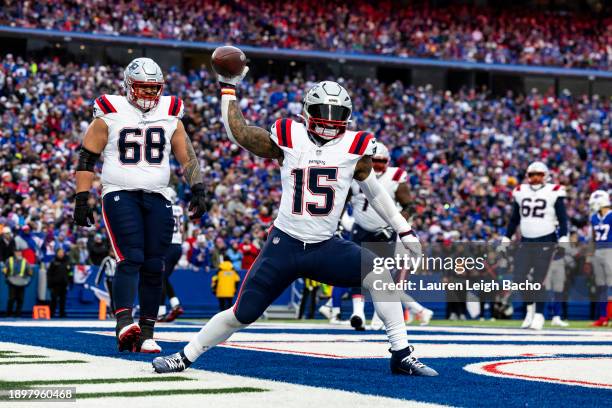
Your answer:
[551,316,569,327]
[318,305,332,320]
[529,313,545,330]
[138,339,162,353]
[417,308,433,326]
[521,304,535,329]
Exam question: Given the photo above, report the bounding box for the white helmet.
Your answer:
[167,189,177,204]
[372,142,390,175]
[526,161,549,187]
[588,190,611,213]
[302,81,352,141]
[123,58,164,111]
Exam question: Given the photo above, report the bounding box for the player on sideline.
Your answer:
[158,190,186,322]
[502,161,568,330]
[74,58,207,353]
[349,143,433,330]
[588,190,612,326]
[153,67,438,376]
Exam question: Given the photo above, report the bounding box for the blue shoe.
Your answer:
[152,351,191,373]
[390,346,438,376]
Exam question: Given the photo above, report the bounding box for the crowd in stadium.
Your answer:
[1,53,610,280]
[1,1,611,69]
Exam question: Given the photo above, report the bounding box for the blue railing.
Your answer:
[2,25,612,79]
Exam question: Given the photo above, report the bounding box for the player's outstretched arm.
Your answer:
[354,156,420,253]
[73,118,108,226]
[224,99,282,159]
[217,67,283,160]
[171,120,207,219]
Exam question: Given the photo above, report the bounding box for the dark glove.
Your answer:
[73,191,95,227]
[188,183,207,219]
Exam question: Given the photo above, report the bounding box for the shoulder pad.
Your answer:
[167,96,184,118]
[551,184,566,197]
[392,168,407,183]
[93,95,117,118]
[348,131,376,155]
[270,118,294,148]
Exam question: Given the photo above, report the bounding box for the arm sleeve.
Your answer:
[505,201,520,239]
[356,171,411,234]
[554,197,569,237]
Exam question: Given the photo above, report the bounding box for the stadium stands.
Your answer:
[1,1,610,69]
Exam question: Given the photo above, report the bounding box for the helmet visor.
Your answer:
[307,104,351,122]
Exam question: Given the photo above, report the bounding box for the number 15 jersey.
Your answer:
[270,119,377,243]
[93,94,184,201]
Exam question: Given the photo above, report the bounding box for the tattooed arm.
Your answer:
[171,120,207,219]
[171,120,203,186]
[224,99,283,160]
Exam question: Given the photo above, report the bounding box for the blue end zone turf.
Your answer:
[0,325,609,407]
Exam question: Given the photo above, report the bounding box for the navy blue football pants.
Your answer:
[233,227,377,324]
[102,191,174,320]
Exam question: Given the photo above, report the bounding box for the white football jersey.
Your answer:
[270,118,377,243]
[93,94,184,201]
[350,167,407,232]
[171,204,184,244]
[512,183,566,238]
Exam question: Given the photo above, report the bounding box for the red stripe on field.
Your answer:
[481,357,612,388]
[221,343,381,359]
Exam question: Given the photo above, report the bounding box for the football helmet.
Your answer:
[588,190,611,213]
[372,142,390,175]
[303,81,352,141]
[526,161,549,188]
[123,58,164,111]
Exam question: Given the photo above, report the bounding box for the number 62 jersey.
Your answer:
[92,94,184,201]
[512,183,566,239]
[270,118,377,243]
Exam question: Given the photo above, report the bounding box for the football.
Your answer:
[211,45,246,77]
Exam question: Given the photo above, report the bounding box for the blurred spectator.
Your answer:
[0,227,15,261]
[210,237,226,270]
[46,247,73,318]
[87,233,108,266]
[69,239,90,265]
[190,235,210,272]
[3,249,32,317]
[211,260,241,311]
[226,240,243,272]
[239,235,260,271]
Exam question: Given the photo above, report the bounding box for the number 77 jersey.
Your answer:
[271,119,377,243]
[93,94,184,200]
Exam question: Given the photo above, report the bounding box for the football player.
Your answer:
[74,58,207,353]
[502,161,568,330]
[153,69,438,376]
[588,190,612,326]
[158,190,185,322]
[349,143,433,330]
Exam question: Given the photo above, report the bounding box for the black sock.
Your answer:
[115,309,133,335]
[179,350,192,367]
[139,318,156,340]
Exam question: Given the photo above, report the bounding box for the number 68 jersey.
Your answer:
[270,119,377,243]
[512,183,566,238]
[92,94,184,201]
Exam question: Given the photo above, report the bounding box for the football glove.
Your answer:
[399,230,422,260]
[218,66,249,87]
[188,183,207,219]
[73,191,95,227]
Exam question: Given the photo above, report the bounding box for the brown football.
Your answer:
[211,46,246,77]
